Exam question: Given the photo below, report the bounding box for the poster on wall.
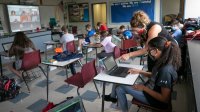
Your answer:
[68,3,89,22]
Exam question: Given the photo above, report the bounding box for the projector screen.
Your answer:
[7,5,41,32]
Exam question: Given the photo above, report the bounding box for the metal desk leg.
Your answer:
[96,48,97,60]
[0,56,3,76]
[101,82,106,112]
[45,44,47,60]
[46,65,49,101]
[86,47,88,63]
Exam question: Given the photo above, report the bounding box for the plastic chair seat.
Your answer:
[65,72,84,88]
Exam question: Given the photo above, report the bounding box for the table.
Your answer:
[83,44,102,63]
[94,62,143,112]
[43,41,61,59]
[42,58,81,101]
[0,51,9,76]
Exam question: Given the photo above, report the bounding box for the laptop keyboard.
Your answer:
[110,67,129,77]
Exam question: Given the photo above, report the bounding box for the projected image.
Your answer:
[7,5,41,32]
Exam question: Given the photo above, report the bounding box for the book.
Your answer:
[43,59,58,64]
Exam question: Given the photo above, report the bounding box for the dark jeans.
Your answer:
[97,51,114,59]
[69,63,76,75]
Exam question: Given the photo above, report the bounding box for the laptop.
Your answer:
[49,96,85,112]
[102,56,129,78]
[2,42,13,52]
[51,34,61,42]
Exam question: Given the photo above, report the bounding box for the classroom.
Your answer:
[0,0,199,112]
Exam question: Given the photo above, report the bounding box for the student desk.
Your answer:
[83,44,102,63]
[94,61,143,112]
[43,41,61,59]
[187,40,200,112]
[42,58,81,102]
[0,51,9,76]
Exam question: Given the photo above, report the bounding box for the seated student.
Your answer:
[6,32,36,82]
[171,20,183,45]
[97,22,108,33]
[118,25,133,39]
[93,31,116,59]
[60,25,76,75]
[116,37,181,112]
[78,24,96,53]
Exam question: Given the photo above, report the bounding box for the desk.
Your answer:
[42,58,81,101]
[0,51,9,76]
[94,63,143,112]
[187,40,200,112]
[83,44,102,63]
[43,41,61,59]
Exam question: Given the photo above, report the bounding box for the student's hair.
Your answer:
[130,10,151,28]
[100,30,110,37]
[119,25,125,30]
[10,32,36,57]
[97,22,102,26]
[148,37,181,70]
[85,24,91,29]
[171,19,179,26]
[61,25,68,32]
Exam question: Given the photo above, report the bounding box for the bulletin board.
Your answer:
[111,0,155,23]
[68,3,89,22]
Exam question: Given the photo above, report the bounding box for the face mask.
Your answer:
[149,53,156,61]
[171,27,176,31]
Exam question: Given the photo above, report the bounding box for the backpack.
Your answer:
[0,76,20,101]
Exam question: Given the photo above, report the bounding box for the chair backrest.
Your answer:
[66,40,76,53]
[21,50,41,71]
[81,60,97,85]
[113,46,121,59]
[121,39,138,50]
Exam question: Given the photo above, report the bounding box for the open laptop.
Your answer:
[2,42,13,52]
[49,96,85,112]
[102,56,129,78]
[51,34,61,42]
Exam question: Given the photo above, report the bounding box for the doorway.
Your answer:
[92,3,107,29]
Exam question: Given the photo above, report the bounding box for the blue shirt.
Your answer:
[123,30,133,39]
[85,29,96,43]
[172,29,182,44]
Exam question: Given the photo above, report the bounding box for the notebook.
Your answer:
[49,96,85,112]
[2,42,13,52]
[102,56,129,78]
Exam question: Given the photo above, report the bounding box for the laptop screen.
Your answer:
[103,56,117,71]
[49,97,85,112]
[2,42,13,52]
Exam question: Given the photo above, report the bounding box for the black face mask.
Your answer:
[149,53,156,61]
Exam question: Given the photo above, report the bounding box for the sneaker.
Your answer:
[104,94,117,103]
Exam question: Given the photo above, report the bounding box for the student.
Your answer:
[93,31,116,59]
[97,22,108,32]
[171,20,183,45]
[116,37,181,112]
[7,32,36,81]
[60,25,76,75]
[78,24,95,53]
[121,10,176,72]
[119,25,133,39]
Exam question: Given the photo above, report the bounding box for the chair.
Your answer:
[65,59,100,97]
[20,50,46,92]
[121,39,138,55]
[66,40,82,66]
[113,46,121,59]
[132,98,172,112]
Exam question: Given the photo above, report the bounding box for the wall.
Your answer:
[64,0,161,33]
[162,0,180,17]
[184,0,200,19]
[0,4,9,33]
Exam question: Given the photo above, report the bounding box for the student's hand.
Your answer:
[128,68,140,74]
[120,53,130,61]
[132,84,145,91]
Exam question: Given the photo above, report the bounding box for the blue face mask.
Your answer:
[171,27,176,31]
